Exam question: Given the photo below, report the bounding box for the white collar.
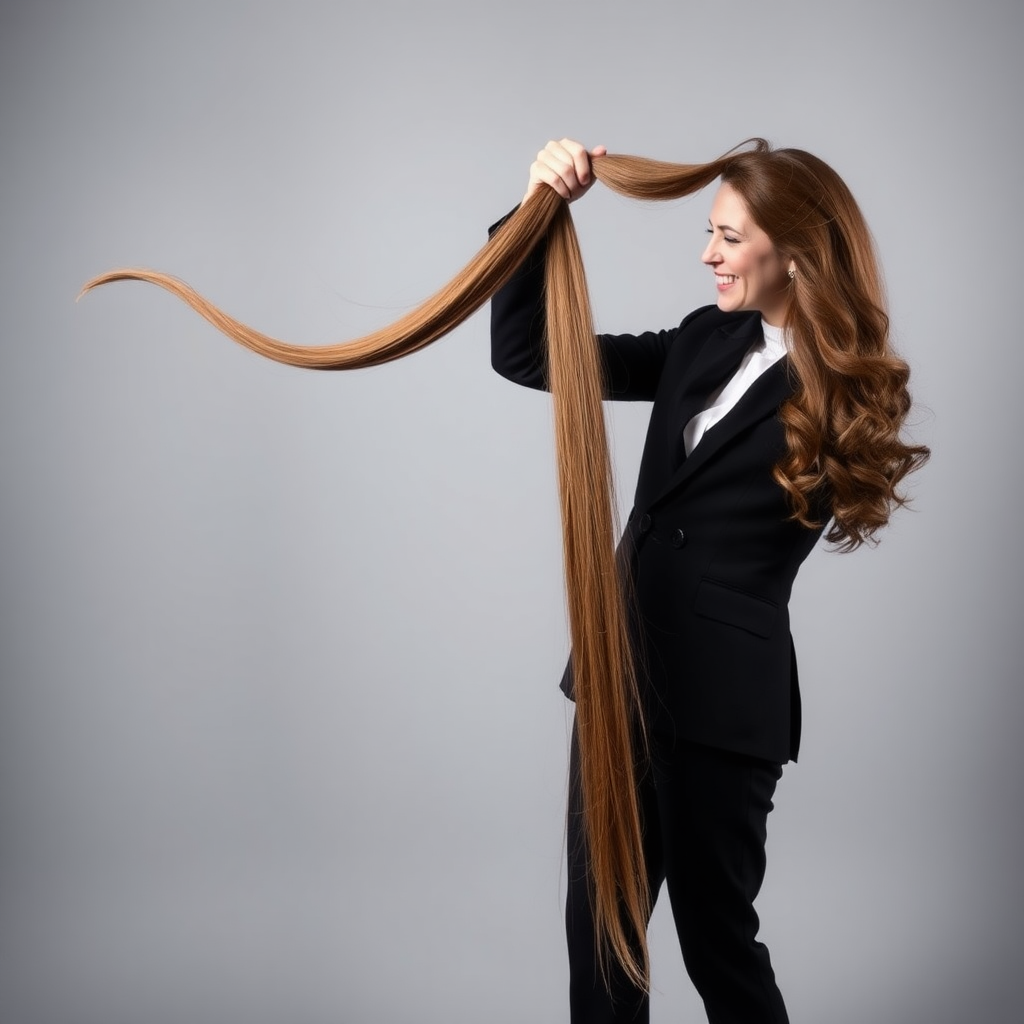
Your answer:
[760,319,789,359]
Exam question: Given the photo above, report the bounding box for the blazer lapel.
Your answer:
[668,316,762,454]
[652,322,794,507]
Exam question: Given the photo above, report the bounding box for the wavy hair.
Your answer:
[80,140,928,990]
[716,146,929,548]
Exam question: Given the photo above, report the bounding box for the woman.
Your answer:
[489,139,928,1022]
[81,136,927,1024]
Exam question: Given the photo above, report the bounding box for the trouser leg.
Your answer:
[655,740,788,1024]
[565,725,662,1024]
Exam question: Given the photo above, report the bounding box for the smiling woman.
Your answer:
[80,137,929,1023]
[489,138,929,1022]
[702,183,794,325]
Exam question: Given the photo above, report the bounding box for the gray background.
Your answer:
[1,1,1020,1022]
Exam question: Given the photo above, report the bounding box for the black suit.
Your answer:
[491,222,826,1023]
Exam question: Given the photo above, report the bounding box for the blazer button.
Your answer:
[638,513,652,534]
[671,528,686,549]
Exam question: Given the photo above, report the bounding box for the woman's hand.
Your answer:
[522,138,607,205]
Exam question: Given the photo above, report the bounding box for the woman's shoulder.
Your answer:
[676,305,761,339]
[679,305,759,329]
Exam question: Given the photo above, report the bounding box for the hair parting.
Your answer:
[79,139,928,990]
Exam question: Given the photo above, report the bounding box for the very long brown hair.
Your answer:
[80,140,928,989]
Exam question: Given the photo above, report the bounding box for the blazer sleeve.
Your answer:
[488,210,708,401]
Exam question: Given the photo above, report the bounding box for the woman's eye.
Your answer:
[725,236,740,245]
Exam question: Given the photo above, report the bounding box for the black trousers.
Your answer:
[566,727,788,1024]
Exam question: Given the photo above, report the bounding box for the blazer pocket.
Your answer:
[693,578,778,638]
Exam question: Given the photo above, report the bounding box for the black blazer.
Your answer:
[490,226,826,764]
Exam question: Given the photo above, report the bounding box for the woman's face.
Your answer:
[701,183,792,327]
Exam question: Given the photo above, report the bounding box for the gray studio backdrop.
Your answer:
[1,2,1020,1022]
